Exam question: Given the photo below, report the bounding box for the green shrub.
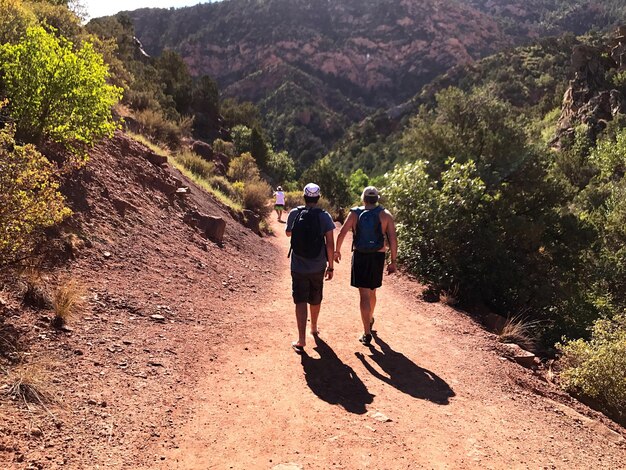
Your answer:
[0,26,122,163]
[242,179,272,218]
[0,124,71,268]
[385,152,580,333]
[558,314,626,421]
[175,150,215,179]
[208,175,239,201]
[283,191,303,211]
[385,159,493,293]
[611,70,626,94]
[227,152,261,182]
[133,109,190,149]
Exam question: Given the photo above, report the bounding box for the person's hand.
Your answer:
[325,267,334,281]
[387,262,397,275]
[334,251,341,263]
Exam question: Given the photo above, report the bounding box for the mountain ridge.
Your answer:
[122,0,624,166]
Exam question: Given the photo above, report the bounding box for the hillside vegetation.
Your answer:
[124,0,624,163]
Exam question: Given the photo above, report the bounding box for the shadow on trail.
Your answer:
[301,336,374,415]
[356,333,455,405]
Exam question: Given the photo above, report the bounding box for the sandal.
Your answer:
[291,342,304,353]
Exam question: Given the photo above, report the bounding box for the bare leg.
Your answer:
[295,303,307,346]
[359,288,372,335]
[370,289,377,323]
[310,303,321,334]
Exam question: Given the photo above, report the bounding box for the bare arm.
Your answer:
[334,211,357,263]
[385,210,398,274]
[325,230,335,280]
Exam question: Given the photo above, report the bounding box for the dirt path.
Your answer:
[151,217,625,469]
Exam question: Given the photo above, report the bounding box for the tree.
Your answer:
[250,127,269,169]
[0,26,122,163]
[348,168,370,198]
[0,0,36,45]
[231,125,252,155]
[266,149,296,184]
[300,158,351,211]
[156,49,193,115]
[401,86,529,186]
[191,75,220,137]
[0,124,71,268]
[221,99,262,129]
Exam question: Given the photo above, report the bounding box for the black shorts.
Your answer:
[291,270,325,305]
[351,251,385,289]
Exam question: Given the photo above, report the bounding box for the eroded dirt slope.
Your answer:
[0,132,278,469]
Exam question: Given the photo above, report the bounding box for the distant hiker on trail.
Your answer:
[286,183,335,353]
[274,186,286,222]
[334,186,398,346]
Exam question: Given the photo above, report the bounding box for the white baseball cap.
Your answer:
[303,182,321,197]
[362,186,380,200]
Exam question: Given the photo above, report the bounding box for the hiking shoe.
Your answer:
[359,333,372,346]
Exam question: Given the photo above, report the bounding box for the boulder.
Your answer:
[145,151,168,166]
[212,152,231,176]
[484,313,507,333]
[243,209,261,235]
[151,176,178,196]
[191,140,213,161]
[501,343,537,369]
[184,210,226,243]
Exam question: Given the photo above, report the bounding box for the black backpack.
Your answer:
[289,206,326,259]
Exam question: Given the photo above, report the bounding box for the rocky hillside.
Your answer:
[120,0,623,166]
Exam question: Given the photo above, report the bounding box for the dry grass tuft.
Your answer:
[5,362,54,409]
[498,315,539,352]
[440,285,460,306]
[52,279,85,328]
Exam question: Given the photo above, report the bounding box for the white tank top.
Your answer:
[275,191,285,205]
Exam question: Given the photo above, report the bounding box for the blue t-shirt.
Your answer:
[286,207,335,273]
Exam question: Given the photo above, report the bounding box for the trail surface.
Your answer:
[152,217,625,469]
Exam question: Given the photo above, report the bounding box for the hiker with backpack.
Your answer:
[286,183,336,353]
[334,186,397,346]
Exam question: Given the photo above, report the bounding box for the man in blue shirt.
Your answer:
[286,183,335,353]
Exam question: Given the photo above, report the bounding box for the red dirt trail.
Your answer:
[149,217,625,470]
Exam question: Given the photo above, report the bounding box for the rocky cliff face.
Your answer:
[555,27,626,147]
[129,0,506,108]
